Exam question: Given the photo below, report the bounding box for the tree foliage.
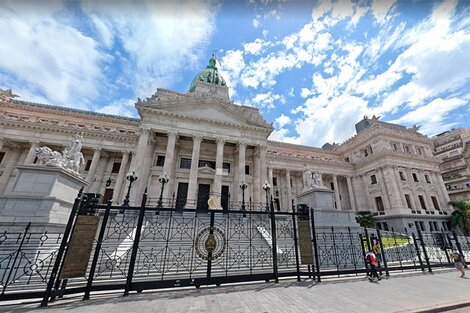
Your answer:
[355,211,374,228]
[449,200,470,234]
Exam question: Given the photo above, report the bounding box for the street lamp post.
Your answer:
[122,171,138,207]
[157,173,169,208]
[262,180,271,212]
[240,181,248,212]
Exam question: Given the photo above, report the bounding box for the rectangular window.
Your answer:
[392,143,398,151]
[290,178,293,188]
[345,157,350,162]
[442,222,448,231]
[371,174,377,185]
[425,175,431,183]
[429,222,434,232]
[420,221,425,231]
[399,171,406,181]
[0,152,4,164]
[156,155,165,167]
[433,221,439,231]
[222,162,230,173]
[331,182,335,190]
[405,194,412,209]
[245,165,250,175]
[412,173,419,182]
[180,158,191,169]
[84,159,92,171]
[199,160,215,169]
[376,223,382,230]
[273,177,278,186]
[431,196,440,210]
[404,145,411,154]
[383,222,389,231]
[111,162,121,173]
[418,195,427,210]
[375,196,385,212]
[417,147,423,155]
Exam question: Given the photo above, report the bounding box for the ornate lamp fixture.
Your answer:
[239,181,248,212]
[122,170,138,207]
[157,173,169,208]
[262,180,271,212]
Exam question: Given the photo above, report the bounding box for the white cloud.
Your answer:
[295,94,370,147]
[391,97,467,135]
[0,1,106,109]
[96,98,137,117]
[268,128,300,144]
[243,39,269,55]
[82,0,217,98]
[218,50,246,96]
[251,92,286,109]
[370,0,397,24]
[275,114,291,128]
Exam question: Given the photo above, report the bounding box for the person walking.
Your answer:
[450,249,466,278]
[372,238,382,276]
[365,250,381,282]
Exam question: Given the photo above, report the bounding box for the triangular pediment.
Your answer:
[140,97,272,130]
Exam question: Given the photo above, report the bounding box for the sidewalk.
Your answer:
[1,269,469,313]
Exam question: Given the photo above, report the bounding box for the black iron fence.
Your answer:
[0,189,468,307]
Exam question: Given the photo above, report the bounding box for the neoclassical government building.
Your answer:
[0,56,453,232]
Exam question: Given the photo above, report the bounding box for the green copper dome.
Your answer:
[189,53,227,92]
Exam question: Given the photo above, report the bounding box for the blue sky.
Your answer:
[0,0,469,147]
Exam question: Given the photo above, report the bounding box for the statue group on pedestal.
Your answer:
[34,133,85,175]
[302,164,323,191]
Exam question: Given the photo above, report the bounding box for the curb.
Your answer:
[400,300,470,313]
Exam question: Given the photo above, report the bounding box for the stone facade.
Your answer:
[0,67,454,233]
[432,128,470,201]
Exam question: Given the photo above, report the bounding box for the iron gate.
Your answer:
[0,189,468,306]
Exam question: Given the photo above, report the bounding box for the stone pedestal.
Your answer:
[297,188,360,231]
[0,165,88,233]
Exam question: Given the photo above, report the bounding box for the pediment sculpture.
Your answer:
[35,133,85,176]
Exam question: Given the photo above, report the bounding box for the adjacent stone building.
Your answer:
[432,128,470,201]
[0,56,453,232]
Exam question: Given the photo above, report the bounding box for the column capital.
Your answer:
[238,141,247,148]
[93,147,102,153]
[192,135,203,143]
[167,130,178,139]
[216,137,226,145]
[140,127,152,136]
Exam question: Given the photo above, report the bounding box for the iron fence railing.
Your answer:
[0,190,468,306]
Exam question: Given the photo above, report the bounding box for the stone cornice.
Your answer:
[335,123,430,153]
[352,150,442,169]
[138,105,273,135]
[0,119,139,143]
[267,152,353,170]
[4,99,140,123]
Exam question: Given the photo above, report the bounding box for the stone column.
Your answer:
[91,155,109,193]
[162,131,178,199]
[85,147,102,187]
[268,166,274,187]
[0,149,20,193]
[259,145,267,186]
[129,128,152,205]
[360,174,375,211]
[346,176,356,211]
[383,166,403,210]
[377,167,392,210]
[237,142,246,202]
[253,148,261,206]
[187,135,202,206]
[23,140,40,164]
[432,171,450,210]
[285,169,292,212]
[113,150,130,205]
[213,138,225,196]
[333,175,342,210]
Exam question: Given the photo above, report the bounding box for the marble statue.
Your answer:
[303,164,323,191]
[34,133,85,175]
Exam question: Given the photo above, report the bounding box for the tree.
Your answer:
[355,211,374,228]
[448,200,470,234]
